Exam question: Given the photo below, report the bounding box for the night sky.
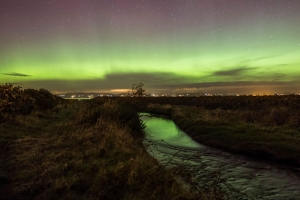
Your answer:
[1,0,300,95]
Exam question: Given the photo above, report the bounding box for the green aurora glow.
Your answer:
[1,0,300,94]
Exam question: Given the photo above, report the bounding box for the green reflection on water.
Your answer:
[141,115,200,148]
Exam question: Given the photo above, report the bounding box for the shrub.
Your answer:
[0,84,37,117]
[0,84,65,122]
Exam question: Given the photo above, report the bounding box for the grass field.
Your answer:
[1,98,225,199]
[2,85,300,199]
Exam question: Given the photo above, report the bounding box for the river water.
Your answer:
[140,113,300,200]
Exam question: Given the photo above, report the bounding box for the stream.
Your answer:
[140,113,300,200]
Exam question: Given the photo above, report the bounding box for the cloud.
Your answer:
[152,80,299,95]
[2,72,31,77]
[0,82,23,86]
[212,67,256,77]
[10,72,188,93]
[9,71,300,95]
[150,81,298,93]
[103,72,186,86]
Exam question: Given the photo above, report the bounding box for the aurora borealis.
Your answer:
[1,0,300,95]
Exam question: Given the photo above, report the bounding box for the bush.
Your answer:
[24,88,60,111]
[0,84,37,117]
[0,84,65,122]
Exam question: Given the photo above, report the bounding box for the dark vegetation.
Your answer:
[1,84,299,199]
[120,96,300,166]
[129,82,146,97]
[1,85,218,200]
[0,84,65,122]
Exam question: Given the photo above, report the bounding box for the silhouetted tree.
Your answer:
[131,83,145,97]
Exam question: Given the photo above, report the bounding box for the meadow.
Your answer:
[1,84,300,199]
[0,85,223,199]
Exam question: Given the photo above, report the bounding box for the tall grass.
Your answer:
[2,99,213,199]
[146,104,300,166]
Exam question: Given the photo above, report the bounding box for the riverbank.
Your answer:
[145,103,300,167]
[141,114,300,199]
[0,99,201,199]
